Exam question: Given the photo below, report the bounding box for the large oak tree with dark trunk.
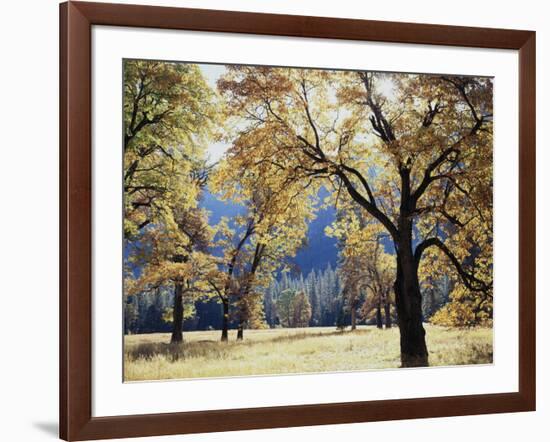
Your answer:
[218,67,493,366]
[123,59,218,344]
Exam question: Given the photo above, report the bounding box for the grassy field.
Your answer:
[124,325,493,382]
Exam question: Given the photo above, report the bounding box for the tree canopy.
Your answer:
[217,66,493,365]
[124,61,493,367]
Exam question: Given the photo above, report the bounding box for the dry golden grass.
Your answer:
[124,324,492,382]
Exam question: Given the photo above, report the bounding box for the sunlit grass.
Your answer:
[124,324,492,382]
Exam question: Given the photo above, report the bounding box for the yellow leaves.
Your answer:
[123,60,219,240]
[323,225,337,238]
[124,62,494,335]
[129,249,219,299]
[430,284,493,328]
[430,302,476,328]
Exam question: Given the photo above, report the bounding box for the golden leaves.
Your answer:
[124,61,494,331]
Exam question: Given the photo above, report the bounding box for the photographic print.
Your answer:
[123,60,494,382]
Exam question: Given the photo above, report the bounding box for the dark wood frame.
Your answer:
[60,1,536,440]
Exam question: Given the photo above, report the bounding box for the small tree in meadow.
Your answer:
[291,291,312,328]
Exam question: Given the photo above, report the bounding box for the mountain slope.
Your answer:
[200,190,338,275]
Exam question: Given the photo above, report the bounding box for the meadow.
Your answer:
[124,325,493,381]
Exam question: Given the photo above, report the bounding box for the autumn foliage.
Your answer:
[124,60,493,367]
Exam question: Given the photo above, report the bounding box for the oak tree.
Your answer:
[124,60,218,343]
[218,67,493,366]
[208,153,313,340]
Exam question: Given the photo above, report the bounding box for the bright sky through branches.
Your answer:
[199,63,397,163]
[199,64,229,163]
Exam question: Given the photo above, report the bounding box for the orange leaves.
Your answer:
[124,61,494,332]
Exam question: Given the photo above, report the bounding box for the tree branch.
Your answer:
[414,237,491,293]
[336,170,398,239]
[412,147,458,202]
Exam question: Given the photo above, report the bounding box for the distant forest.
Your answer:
[124,263,451,333]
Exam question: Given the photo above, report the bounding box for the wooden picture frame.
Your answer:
[60,1,536,440]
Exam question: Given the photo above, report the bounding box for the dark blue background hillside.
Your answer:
[293,207,338,274]
[200,189,339,275]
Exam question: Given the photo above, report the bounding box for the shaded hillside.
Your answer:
[200,189,338,276]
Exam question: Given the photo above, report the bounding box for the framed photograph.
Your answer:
[60,1,536,440]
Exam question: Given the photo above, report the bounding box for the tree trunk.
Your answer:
[375,301,383,329]
[236,299,245,340]
[221,298,229,342]
[170,283,184,343]
[350,301,357,330]
[394,236,428,367]
[235,243,264,342]
[236,293,245,341]
[384,297,392,329]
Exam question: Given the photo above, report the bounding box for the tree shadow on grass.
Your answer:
[249,328,371,344]
[126,340,230,361]
[125,328,373,362]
